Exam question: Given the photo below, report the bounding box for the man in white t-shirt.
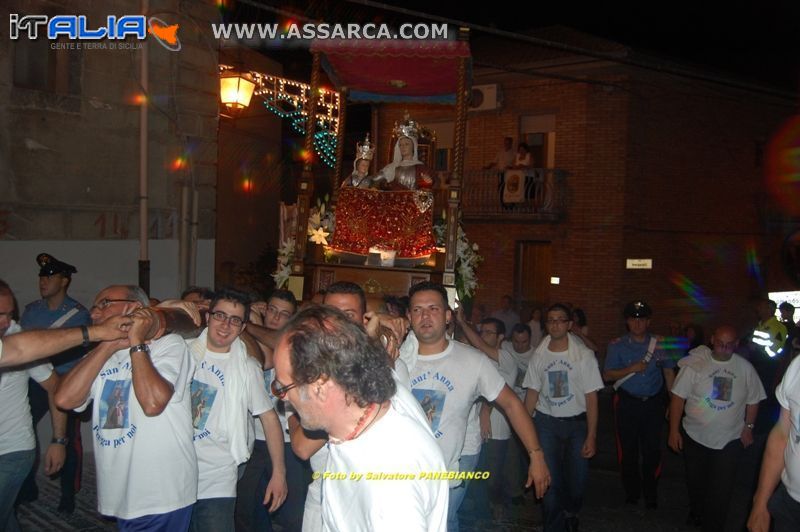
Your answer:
[188,288,287,532]
[55,285,198,531]
[747,340,800,532]
[274,304,448,531]
[408,281,550,532]
[523,303,604,532]
[291,281,414,532]
[235,288,300,532]
[455,314,517,520]
[0,281,67,530]
[498,323,538,503]
[669,325,765,530]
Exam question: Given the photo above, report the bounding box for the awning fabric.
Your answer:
[311,39,471,104]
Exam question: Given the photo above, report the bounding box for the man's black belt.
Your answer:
[538,411,587,421]
[618,388,657,401]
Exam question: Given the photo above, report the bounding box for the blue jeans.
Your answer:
[534,412,589,532]
[118,504,193,531]
[0,449,35,532]
[768,483,800,532]
[447,452,480,532]
[190,498,236,532]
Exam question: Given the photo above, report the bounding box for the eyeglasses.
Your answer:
[546,318,571,325]
[267,305,293,320]
[91,298,137,312]
[270,378,297,399]
[210,311,245,328]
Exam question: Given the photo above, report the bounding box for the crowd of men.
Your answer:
[0,252,799,532]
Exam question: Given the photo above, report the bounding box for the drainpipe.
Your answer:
[138,0,150,294]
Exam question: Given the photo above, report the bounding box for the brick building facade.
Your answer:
[372,29,796,351]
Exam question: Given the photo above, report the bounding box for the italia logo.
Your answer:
[9,14,181,51]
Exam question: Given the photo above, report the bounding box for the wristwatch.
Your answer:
[745,423,755,430]
[130,344,150,355]
[51,437,69,445]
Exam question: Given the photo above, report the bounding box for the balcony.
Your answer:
[459,168,567,221]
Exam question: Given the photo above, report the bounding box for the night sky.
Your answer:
[231,0,800,91]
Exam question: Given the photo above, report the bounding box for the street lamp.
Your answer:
[219,70,255,112]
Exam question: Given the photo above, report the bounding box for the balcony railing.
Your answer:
[459,168,567,221]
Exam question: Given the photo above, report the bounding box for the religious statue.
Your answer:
[374,116,434,190]
[341,134,376,189]
[328,117,438,262]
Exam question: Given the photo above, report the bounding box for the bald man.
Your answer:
[668,326,766,531]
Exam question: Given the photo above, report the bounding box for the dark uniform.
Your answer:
[18,254,90,514]
[604,301,675,508]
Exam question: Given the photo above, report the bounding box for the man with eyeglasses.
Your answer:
[668,325,764,529]
[523,304,604,532]
[499,323,539,505]
[235,288,300,532]
[603,300,675,509]
[286,281,414,531]
[17,253,91,513]
[56,285,199,531]
[186,288,287,532]
[453,313,518,521]
[407,281,550,531]
[273,304,449,531]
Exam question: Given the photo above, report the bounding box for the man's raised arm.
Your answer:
[0,315,132,368]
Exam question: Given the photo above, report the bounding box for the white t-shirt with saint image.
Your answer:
[77,334,197,520]
[409,340,505,476]
[522,343,603,418]
[191,349,274,499]
[672,353,765,450]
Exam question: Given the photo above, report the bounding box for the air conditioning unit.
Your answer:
[469,84,501,112]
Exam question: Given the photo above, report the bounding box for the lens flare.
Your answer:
[765,114,800,216]
[658,336,691,361]
[668,272,710,310]
[170,156,187,171]
[746,241,764,287]
[129,93,148,106]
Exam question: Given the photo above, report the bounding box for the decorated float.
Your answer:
[272,31,481,305]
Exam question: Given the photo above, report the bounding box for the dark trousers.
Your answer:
[234,440,273,532]
[459,443,494,521]
[613,391,665,504]
[535,412,589,532]
[17,379,82,506]
[768,484,800,532]
[486,438,511,506]
[272,442,311,530]
[683,431,743,532]
[506,433,528,498]
[236,440,310,532]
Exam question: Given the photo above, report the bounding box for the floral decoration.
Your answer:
[433,211,482,300]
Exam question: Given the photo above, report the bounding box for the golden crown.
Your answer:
[356,134,375,161]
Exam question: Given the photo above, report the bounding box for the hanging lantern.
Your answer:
[220,71,255,111]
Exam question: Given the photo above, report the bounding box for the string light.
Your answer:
[222,65,342,168]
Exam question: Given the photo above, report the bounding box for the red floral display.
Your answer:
[330,188,437,258]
